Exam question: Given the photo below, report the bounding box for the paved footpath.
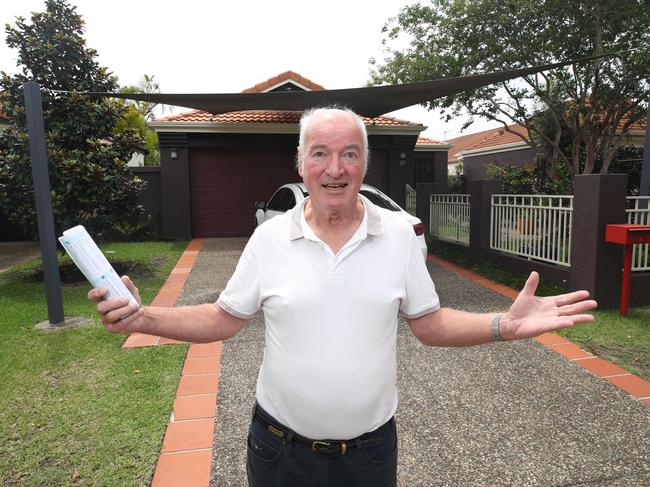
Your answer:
[176,238,650,487]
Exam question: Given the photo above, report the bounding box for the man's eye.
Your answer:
[311,151,327,159]
[343,152,359,162]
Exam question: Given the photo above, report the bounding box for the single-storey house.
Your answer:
[148,71,450,239]
[445,119,646,183]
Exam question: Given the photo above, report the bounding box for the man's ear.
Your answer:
[297,148,304,176]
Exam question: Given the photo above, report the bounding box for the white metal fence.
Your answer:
[405,184,417,216]
[626,196,650,272]
[430,194,470,246]
[490,195,574,266]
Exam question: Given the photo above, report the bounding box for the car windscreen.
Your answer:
[359,190,400,211]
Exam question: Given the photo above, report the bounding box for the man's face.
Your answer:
[298,112,366,213]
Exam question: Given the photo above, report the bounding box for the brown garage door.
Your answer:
[190,147,300,237]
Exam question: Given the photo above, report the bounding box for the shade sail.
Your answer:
[74,54,614,117]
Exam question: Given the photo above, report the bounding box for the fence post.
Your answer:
[570,174,627,309]
[469,179,501,261]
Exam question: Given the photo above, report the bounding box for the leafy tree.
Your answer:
[447,162,465,193]
[120,74,164,122]
[370,0,649,177]
[486,163,539,194]
[116,74,163,165]
[0,0,145,239]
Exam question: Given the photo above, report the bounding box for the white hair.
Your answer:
[296,106,369,173]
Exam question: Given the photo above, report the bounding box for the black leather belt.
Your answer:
[252,403,386,457]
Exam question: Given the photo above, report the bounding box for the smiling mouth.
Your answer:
[322,183,348,189]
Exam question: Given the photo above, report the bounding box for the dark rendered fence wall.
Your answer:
[129,167,162,229]
[422,174,650,309]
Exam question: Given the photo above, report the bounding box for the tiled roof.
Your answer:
[616,114,646,132]
[156,110,300,123]
[416,136,443,145]
[242,71,325,93]
[155,109,420,127]
[444,126,509,162]
[416,136,446,146]
[445,109,647,162]
[467,124,529,151]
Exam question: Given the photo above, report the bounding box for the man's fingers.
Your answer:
[557,300,598,316]
[102,303,140,324]
[121,275,134,290]
[520,271,539,297]
[548,313,595,330]
[96,297,129,315]
[554,290,591,307]
[121,275,142,304]
[567,313,596,325]
[105,306,144,332]
[87,287,107,302]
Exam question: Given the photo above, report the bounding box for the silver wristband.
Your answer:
[491,313,504,342]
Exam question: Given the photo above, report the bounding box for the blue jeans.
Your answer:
[246,407,398,487]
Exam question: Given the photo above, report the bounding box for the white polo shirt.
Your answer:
[217,195,439,439]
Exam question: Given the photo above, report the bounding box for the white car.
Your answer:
[255,183,428,261]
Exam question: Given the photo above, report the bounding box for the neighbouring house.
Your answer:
[445,119,646,184]
[446,124,533,182]
[148,71,450,238]
[127,144,149,167]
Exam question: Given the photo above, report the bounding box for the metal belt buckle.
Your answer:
[311,440,331,453]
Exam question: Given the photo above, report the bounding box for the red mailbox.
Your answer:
[605,224,650,316]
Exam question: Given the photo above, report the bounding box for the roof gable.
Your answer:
[242,71,325,93]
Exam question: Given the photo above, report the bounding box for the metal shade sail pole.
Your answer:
[24,81,64,325]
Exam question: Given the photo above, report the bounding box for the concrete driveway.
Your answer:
[176,238,650,486]
[0,242,40,273]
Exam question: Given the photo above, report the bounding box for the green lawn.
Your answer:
[557,307,650,382]
[0,241,188,486]
[427,236,650,382]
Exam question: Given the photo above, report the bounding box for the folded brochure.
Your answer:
[58,225,138,306]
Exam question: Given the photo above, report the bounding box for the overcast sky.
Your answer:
[1,0,498,140]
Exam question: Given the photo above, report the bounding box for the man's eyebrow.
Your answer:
[309,144,328,151]
[343,144,361,151]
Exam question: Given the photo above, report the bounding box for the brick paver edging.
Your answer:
[121,239,222,487]
[427,254,650,406]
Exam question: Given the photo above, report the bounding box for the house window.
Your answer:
[415,157,436,183]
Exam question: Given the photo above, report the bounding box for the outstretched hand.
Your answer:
[500,272,597,341]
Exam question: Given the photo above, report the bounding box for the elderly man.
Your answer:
[89,107,597,487]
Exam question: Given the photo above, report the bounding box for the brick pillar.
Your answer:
[570,174,627,309]
[159,133,191,239]
[415,182,446,234]
[469,179,501,261]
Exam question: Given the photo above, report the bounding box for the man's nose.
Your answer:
[325,155,345,176]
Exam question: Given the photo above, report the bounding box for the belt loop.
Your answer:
[286,430,295,443]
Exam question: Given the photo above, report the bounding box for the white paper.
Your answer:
[58,225,138,306]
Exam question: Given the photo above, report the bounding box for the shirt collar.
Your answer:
[288,193,383,240]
